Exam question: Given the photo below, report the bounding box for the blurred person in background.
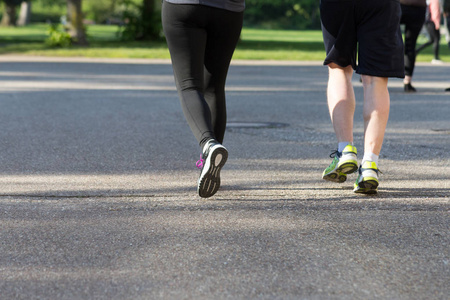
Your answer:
[400,0,427,92]
[416,0,443,64]
[444,0,450,49]
[442,0,450,91]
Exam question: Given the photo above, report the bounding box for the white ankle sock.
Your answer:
[362,152,379,166]
[338,142,352,153]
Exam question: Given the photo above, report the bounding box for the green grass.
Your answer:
[0,23,449,62]
[236,29,326,60]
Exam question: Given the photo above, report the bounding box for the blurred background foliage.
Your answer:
[0,0,321,29]
[245,0,320,29]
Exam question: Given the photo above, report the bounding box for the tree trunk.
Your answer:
[67,0,88,45]
[17,1,32,26]
[1,3,17,26]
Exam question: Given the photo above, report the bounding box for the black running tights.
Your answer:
[400,5,426,77]
[416,21,441,59]
[162,2,243,149]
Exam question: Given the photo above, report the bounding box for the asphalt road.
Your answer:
[0,56,449,300]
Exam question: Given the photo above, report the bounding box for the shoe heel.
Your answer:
[337,161,358,174]
[197,145,228,198]
[212,147,228,168]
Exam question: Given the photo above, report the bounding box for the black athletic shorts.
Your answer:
[320,0,405,78]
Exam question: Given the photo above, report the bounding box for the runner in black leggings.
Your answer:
[416,0,442,63]
[162,0,244,198]
[416,20,441,62]
[400,0,426,92]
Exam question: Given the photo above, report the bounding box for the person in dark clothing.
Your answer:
[442,0,450,91]
[444,0,450,50]
[162,0,245,198]
[416,0,442,63]
[400,0,427,92]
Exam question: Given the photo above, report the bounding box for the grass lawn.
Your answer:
[0,23,449,62]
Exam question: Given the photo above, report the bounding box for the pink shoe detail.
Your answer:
[196,154,204,169]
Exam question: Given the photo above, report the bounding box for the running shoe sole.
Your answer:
[354,161,380,194]
[322,160,358,183]
[197,145,228,198]
[323,171,348,183]
[337,160,358,174]
[354,177,379,194]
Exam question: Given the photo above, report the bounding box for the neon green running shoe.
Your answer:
[354,161,380,194]
[322,145,358,183]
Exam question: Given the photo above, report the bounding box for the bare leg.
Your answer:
[403,75,412,85]
[361,75,390,155]
[327,63,355,143]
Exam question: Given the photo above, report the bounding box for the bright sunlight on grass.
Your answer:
[0,23,449,62]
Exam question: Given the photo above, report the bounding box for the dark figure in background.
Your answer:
[400,0,427,92]
[416,0,442,64]
[445,0,450,50]
[444,0,450,91]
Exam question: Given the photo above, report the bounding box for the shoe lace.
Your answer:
[329,150,340,158]
[196,154,204,169]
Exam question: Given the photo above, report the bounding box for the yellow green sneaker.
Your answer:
[354,161,380,194]
[322,145,358,183]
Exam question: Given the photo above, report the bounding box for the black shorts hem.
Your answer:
[356,68,405,79]
[323,59,355,69]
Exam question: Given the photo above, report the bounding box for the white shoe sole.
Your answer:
[197,144,228,198]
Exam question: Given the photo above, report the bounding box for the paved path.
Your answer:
[0,56,449,299]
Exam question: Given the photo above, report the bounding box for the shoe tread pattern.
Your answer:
[198,146,228,198]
